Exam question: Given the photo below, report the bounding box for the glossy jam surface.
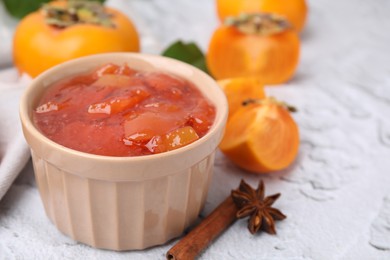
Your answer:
[33,64,216,156]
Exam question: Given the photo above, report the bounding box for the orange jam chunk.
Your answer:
[164,126,199,151]
[33,64,216,156]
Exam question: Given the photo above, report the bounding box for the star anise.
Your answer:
[231,179,286,234]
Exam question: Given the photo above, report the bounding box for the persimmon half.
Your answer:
[216,0,308,32]
[219,97,299,173]
[206,13,300,85]
[13,1,140,78]
[217,77,265,118]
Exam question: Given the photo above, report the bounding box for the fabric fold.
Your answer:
[0,69,31,201]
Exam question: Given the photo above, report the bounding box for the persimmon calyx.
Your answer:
[42,0,114,28]
[225,13,291,36]
[242,97,297,112]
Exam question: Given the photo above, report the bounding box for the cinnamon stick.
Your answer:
[166,196,238,260]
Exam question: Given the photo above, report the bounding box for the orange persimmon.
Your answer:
[219,97,299,173]
[217,77,265,118]
[13,1,139,78]
[206,14,300,85]
[216,0,308,32]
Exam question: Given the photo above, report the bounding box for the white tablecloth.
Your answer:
[1,0,390,259]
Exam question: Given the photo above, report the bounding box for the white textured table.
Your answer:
[1,0,390,259]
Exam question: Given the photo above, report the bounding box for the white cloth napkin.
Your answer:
[0,2,17,68]
[0,68,31,201]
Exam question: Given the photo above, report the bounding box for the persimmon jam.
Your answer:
[33,63,216,156]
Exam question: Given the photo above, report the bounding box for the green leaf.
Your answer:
[91,0,105,2]
[162,40,210,75]
[2,0,51,19]
[2,0,106,19]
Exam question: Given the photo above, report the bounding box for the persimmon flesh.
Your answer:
[217,77,265,118]
[219,98,299,173]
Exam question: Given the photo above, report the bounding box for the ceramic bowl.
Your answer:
[19,53,228,250]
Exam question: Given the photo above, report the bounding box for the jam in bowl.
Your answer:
[19,53,228,250]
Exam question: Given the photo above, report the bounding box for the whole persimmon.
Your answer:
[206,13,300,85]
[13,1,140,78]
[216,0,308,32]
[219,97,299,173]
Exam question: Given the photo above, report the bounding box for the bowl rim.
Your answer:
[19,52,228,166]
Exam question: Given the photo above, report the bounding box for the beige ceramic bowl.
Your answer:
[19,53,228,250]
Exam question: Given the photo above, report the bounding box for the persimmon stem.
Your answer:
[43,0,114,28]
[224,13,291,36]
[242,97,297,113]
[242,98,259,106]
